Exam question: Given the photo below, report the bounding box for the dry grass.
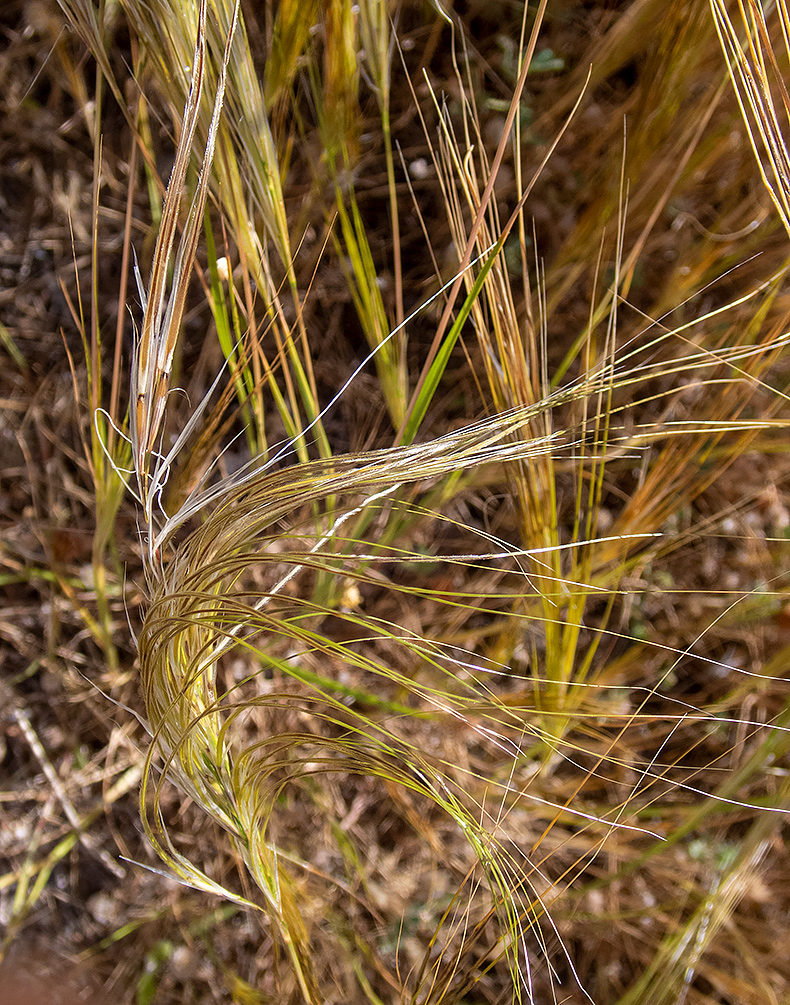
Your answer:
[3,1,790,1003]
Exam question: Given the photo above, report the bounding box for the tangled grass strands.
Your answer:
[41,0,790,999]
[134,307,790,1000]
[119,8,600,994]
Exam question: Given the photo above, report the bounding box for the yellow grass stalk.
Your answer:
[428,19,790,767]
[711,0,790,237]
[130,0,239,520]
[118,0,331,467]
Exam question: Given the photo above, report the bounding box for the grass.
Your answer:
[3,0,790,1002]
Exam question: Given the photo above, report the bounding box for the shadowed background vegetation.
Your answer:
[2,1,790,1002]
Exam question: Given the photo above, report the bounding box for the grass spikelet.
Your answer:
[130,0,239,516]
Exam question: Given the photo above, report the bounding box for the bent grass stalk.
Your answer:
[119,5,595,999]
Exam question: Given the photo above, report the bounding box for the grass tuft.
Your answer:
[4,0,790,1002]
